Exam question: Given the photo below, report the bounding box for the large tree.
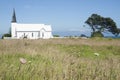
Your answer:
[85,14,119,37]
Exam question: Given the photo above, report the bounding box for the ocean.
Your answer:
[52,31,120,38]
[0,34,2,38]
[52,31,91,37]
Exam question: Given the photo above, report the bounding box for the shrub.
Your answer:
[91,31,104,37]
[53,35,60,37]
[2,33,11,39]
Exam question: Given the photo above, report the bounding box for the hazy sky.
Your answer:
[0,0,120,34]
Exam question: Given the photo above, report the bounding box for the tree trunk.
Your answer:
[91,25,95,32]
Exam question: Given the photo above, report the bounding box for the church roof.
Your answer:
[14,23,52,32]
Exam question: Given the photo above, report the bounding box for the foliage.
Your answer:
[53,34,60,37]
[2,28,11,39]
[85,14,119,37]
[80,34,87,37]
[91,31,104,37]
[2,33,11,39]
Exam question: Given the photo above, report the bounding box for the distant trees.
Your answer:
[85,14,119,37]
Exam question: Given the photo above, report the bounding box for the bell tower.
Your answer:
[11,9,17,23]
[11,9,17,38]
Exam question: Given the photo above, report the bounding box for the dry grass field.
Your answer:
[0,38,120,80]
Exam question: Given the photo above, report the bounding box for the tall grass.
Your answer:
[0,38,120,80]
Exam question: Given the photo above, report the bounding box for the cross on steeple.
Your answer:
[11,9,17,23]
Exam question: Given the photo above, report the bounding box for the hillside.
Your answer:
[0,38,120,80]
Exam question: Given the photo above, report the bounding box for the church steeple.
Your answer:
[12,9,17,23]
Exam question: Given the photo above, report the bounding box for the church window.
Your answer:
[24,33,25,37]
[42,33,44,38]
[32,33,33,37]
[23,33,27,39]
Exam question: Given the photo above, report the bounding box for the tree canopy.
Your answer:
[85,14,119,37]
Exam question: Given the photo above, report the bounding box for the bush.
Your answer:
[2,33,11,39]
[53,35,60,37]
[91,31,104,37]
[80,34,87,37]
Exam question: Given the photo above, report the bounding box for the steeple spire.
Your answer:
[12,9,17,23]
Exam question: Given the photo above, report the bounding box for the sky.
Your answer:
[0,0,120,36]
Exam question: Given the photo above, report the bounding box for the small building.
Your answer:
[11,10,53,39]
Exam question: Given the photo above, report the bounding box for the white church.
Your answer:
[11,10,53,39]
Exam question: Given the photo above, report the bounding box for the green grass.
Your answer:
[0,38,120,80]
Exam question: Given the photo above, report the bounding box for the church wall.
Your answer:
[43,31,53,39]
[11,23,17,38]
[16,31,39,39]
